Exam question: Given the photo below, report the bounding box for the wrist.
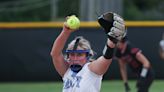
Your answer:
[63,23,74,33]
[103,44,114,59]
[107,39,116,48]
[140,67,148,78]
[108,36,118,44]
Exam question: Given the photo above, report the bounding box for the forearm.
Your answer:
[89,39,115,75]
[119,63,131,92]
[50,26,72,77]
[142,58,150,69]
[136,52,150,68]
[103,39,116,59]
[51,28,71,57]
[119,61,128,83]
[121,68,128,83]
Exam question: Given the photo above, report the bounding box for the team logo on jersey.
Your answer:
[63,75,82,89]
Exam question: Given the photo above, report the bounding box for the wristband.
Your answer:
[103,45,114,59]
[140,67,148,77]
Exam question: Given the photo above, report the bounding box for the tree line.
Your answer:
[0,0,163,22]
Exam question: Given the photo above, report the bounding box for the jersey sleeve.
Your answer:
[129,44,141,57]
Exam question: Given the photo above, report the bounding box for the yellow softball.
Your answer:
[66,15,80,30]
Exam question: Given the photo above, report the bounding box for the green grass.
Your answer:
[0,80,163,92]
[101,80,164,92]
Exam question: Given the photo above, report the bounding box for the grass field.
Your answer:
[0,80,163,92]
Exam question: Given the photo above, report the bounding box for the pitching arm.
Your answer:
[50,24,74,77]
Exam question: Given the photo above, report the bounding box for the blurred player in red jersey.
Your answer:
[115,36,155,92]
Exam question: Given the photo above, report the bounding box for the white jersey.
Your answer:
[62,63,103,92]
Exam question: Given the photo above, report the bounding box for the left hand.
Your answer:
[98,12,126,43]
[136,76,146,89]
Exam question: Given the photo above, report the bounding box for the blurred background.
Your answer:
[0,0,164,92]
[0,0,164,21]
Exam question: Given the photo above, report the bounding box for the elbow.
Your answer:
[143,61,151,68]
[146,62,151,68]
[50,51,57,62]
[50,49,61,59]
[50,51,53,56]
[50,49,55,57]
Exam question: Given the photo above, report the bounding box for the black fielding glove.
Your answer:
[98,12,126,44]
[136,67,149,88]
[124,82,131,92]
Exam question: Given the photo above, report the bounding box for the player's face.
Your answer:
[67,47,88,66]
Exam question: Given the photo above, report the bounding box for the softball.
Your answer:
[66,15,80,30]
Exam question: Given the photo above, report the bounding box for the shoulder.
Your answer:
[83,62,103,78]
[126,42,141,55]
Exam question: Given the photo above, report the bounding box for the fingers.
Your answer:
[63,22,74,32]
